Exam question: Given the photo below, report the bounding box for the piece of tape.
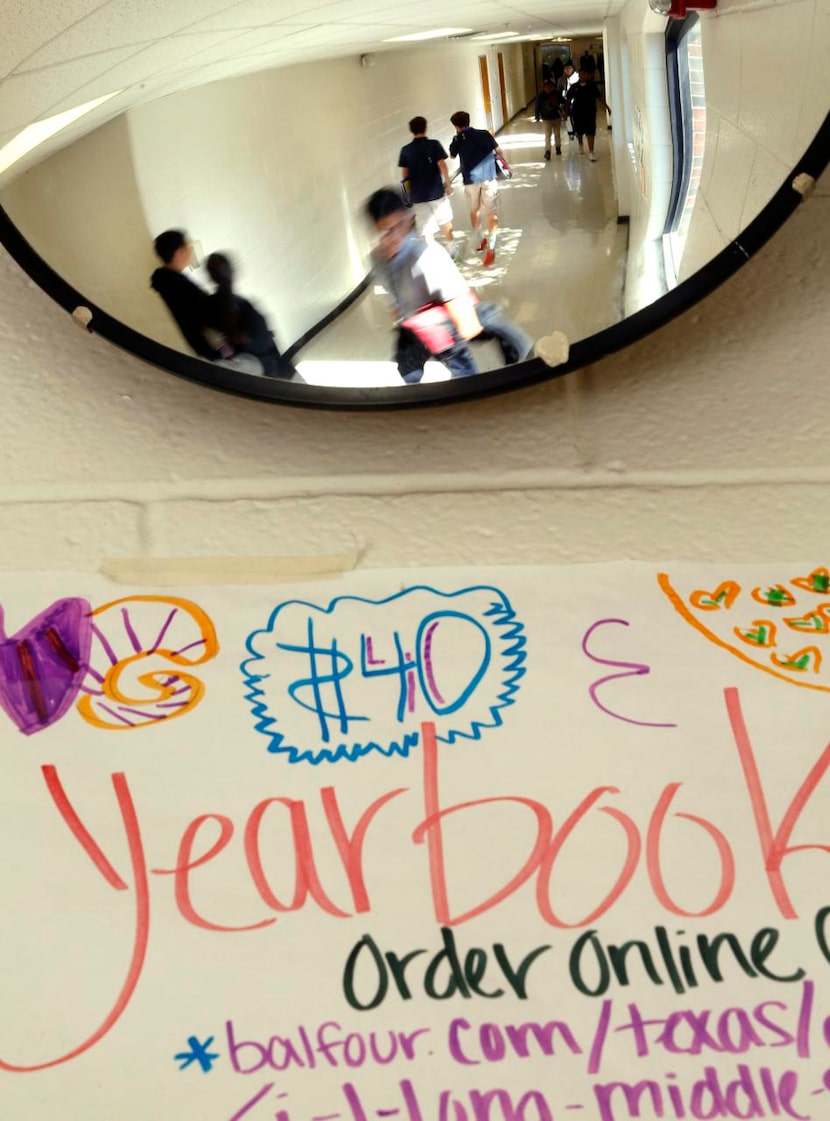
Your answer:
[101,554,359,585]
[71,306,94,332]
[534,331,570,368]
[792,173,816,200]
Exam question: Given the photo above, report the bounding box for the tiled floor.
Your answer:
[296,108,626,388]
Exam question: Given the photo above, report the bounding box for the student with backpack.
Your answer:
[398,116,457,254]
[448,110,504,267]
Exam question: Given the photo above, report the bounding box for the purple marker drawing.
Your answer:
[364,637,386,666]
[0,598,92,735]
[227,1082,275,1121]
[90,621,119,665]
[582,618,677,728]
[587,999,612,1075]
[147,606,179,655]
[422,622,446,705]
[121,606,143,653]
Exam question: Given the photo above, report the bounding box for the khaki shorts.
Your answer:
[465,179,499,217]
[414,195,453,240]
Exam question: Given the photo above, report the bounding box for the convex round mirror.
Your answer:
[1,0,827,407]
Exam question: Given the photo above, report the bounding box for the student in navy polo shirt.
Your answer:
[398,116,457,254]
[449,111,503,267]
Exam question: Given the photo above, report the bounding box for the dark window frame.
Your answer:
[664,11,701,236]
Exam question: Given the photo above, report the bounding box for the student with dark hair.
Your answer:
[398,116,456,252]
[365,187,533,385]
[535,79,565,159]
[150,230,221,359]
[204,252,284,377]
[448,111,503,267]
[153,229,188,266]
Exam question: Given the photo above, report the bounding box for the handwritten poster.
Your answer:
[2,563,830,1121]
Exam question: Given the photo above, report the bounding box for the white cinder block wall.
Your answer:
[607,0,824,306]
[679,0,825,282]
[0,170,826,572]
[127,39,527,345]
[611,0,675,316]
[0,115,178,348]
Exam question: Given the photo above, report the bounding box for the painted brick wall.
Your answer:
[607,0,823,306]
[679,0,824,281]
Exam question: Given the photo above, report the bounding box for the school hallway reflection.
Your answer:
[296,107,625,388]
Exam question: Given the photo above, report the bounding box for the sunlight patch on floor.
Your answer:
[459,226,523,287]
[295,358,452,388]
[295,359,403,387]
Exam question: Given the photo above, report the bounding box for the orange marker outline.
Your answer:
[657,573,830,694]
[770,646,822,674]
[750,585,796,607]
[689,582,741,611]
[77,595,219,731]
[791,567,830,595]
[783,604,830,633]
[733,620,777,649]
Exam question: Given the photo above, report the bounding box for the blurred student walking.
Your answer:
[365,188,533,384]
[205,253,286,377]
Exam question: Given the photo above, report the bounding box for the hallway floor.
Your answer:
[295,107,626,388]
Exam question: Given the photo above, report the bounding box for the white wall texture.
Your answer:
[606,0,677,315]
[0,168,826,572]
[608,0,825,307]
[0,114,183,351]
[678,0,826,283]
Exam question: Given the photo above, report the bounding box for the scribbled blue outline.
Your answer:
[240,585,526,765]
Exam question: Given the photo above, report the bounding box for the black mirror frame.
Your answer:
[0,113,827,411]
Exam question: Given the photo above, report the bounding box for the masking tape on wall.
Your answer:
[100,553,359,585]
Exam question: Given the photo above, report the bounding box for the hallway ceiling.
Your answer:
[1,0,618,149]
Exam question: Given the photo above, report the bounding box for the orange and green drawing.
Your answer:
[657,570,830,694]
[791,567,830,595]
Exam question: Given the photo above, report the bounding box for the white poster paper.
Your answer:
[1,563,829,1121]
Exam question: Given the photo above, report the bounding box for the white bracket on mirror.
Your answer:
[71,306,94,332]
[792,173,817,201]
[534,331,571,368]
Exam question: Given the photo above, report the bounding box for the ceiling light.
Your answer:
[0,91,123,176]
[470,31,520,41]
[384,28,473,42]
